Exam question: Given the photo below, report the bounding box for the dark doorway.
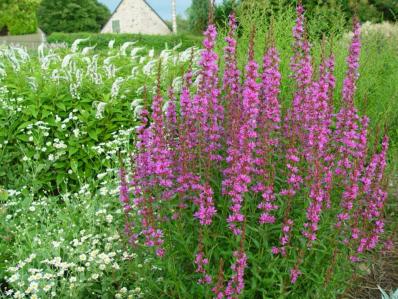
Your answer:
[0,26,8,36]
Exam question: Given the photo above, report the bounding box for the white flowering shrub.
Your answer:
[0,42,201,192]
[0,175,164,298]
[361,22,398,40]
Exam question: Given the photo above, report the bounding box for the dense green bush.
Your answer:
[0,44,199,193]
[38,0,111,35]
[47,32,203,52]
[188,0,210,33]
[0,0,40,35]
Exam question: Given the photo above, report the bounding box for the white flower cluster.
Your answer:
[2,182,150,298]
[362,21,398,39]
[0,41,201,103]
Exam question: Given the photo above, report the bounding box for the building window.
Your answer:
[112,20,120,33]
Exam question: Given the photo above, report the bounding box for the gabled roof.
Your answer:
[107,0,171,31]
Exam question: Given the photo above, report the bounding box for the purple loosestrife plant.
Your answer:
[301,50,337,245]
[353,136,389,258]
[255,40,281,225]
[286,2,313,142]
[224,249,248,298]
[194,24,223,163]
[194,183,217,226]
[175,70,200,197]
[195,230,213,285]
[342,18,361,107]
[149,90,174,191]
[223,31,260,236]
[223,14,242,142]
[119,3,392,297]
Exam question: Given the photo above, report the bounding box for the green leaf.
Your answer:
[70,159,78,174]
[55,102,66,111]
[17,135,29,142]
[0,188,8,202]
[56,174,64,186]
[68,146,79,156]
[26,105,38,117]
[17,121,32,131]
[88,130,98,141]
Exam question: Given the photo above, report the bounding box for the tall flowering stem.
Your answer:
[223,13,242,142]
[128,64,175,257]
[149,86,174,191]
[274,146,301,257]
[194,24,223,164]
[286,1,313,141]
[194,183,217,226]
[277,4,311,256]
[175,69,199,198]
[195,229,212,284]
[255,39,282,225]
[223,30,260,235]
[342,17,361,107]
[302,51,336,245]
[130,108,165,256]
[224,249,248,298]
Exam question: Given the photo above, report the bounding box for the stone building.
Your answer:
[101,0,171,35]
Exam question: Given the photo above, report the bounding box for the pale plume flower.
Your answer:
[71,37,90,53]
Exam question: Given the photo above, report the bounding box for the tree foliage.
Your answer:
[215,0,236,27]
[188,0,210,33]
[0,0,40,35]
[165,15,192,34]
[298,0,397,22]
[37,0,111,34]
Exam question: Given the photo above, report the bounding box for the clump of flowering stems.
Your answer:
[120,3,391,296]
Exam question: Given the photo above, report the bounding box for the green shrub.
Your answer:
[47,32,203,53]
[0,44,199,193]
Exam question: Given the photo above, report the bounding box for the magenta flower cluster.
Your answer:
[120,3,390,296]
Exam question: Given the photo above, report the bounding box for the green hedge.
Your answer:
[47,32,203,52]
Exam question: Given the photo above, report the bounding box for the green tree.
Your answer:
[188,0,210,33]
[215,0,237,27]
[165,15,191,34]
[0,0,41,35]
[38,0,110,34]
[302,0,397,22]
[367,0,397,21]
